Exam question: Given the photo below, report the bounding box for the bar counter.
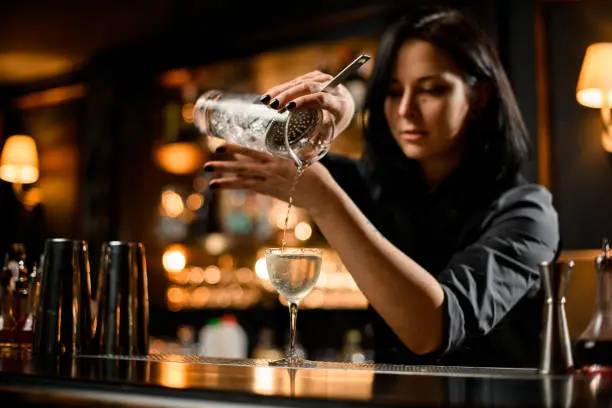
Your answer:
[0,351,610,407]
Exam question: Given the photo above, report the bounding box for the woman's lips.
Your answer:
[400,130,427,141]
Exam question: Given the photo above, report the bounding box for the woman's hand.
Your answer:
[260,70,356,137]
[205,144,335,217]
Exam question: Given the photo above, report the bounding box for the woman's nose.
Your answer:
[398,93,417,118]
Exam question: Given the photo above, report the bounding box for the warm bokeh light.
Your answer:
[23,187,43,210]
[154,142,205,175]
[190,287,210,307]
[186,193,204,211]
[577,43,612,108]
[228,283,244,301]
[181,103,194,123]
[252,367,277,396]
[171,269,190,285]
[203,266,222,285]
[204,233,229,255]
[302,288,325,309]
[235,267,254,283]
[270,201,300,230]
[0,135,39,184]
[159,68,191,89]
[576,42,612,152]
[0,52,77,84]
[15,84,86,110]
[159,362,187,389]
[163,245,187,273]
[294,221,313,241]
[187,266,205,285]
[577,89,612,108]
[255,257,269,280]
[167,286,187,303]
[218,253,235,271]
[161,189,184,218]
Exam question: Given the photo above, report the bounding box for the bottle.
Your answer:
[575,239,612,373]
[198,317,221,357]
[340,329,366,363]
[22,260,41,332]
[177,325,197,356]
[0,255,16,331]
[198,315,248,359]
[218,314,248,359]
[193,90,335,167]
[0,243,28,332]
[13,244,29,329]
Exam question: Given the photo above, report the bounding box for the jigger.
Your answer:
[538,260,574,374]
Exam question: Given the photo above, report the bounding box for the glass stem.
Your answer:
[288,302,298,360]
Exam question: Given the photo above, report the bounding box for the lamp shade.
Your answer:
[576,43,612,108]
[0,134,39,184]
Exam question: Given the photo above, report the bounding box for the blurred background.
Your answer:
[1,0,612,360]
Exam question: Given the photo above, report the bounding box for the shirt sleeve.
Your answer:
[436,184,560,355]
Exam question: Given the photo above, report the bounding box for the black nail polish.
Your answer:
[285,101,296,110]
[215,146,226,153]
[269,99,280,109]
[209,183,219,190]
[259,94,271,104]
[204,165,215,172]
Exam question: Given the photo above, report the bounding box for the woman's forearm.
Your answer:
[311,179,445,355]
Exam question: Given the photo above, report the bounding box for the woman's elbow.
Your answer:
[406,336,443,355]
[399,317,445,355]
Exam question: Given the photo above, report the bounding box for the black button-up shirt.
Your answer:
[320,154,559,368]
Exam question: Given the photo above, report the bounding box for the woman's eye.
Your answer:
[419,86,447,96]
[386,88,403,98]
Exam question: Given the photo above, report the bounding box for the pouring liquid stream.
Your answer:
[281,165,304,252]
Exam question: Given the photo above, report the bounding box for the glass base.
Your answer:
[268,356,316,368]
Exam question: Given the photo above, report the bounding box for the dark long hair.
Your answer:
[363,5,530,184]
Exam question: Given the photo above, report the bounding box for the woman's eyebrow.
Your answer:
[415,73,445,82]
[389,73,446,84]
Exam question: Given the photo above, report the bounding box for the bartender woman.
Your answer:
[204,5,559,367]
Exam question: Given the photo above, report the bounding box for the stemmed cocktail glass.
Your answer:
[265,247,322,367]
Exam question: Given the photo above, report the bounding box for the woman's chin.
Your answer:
[400,143,429,160]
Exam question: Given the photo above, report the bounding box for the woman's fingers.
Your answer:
[262,71,333,107]
[205,143,299,183]
[264,71,331,98]
[214,143,273,162]
[204,160,268,178]
[285,92,345,121]
[268,81,320,109]
[209,176,264,191]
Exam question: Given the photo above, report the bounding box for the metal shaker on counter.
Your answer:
[93,241,149,355]
[32,239,93,357]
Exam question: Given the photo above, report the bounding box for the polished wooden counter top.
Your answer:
[0,352,610,407]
